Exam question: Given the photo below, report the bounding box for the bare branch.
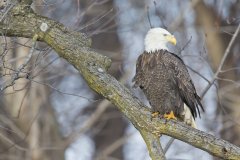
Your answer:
[1,34,37,90]
[30,78,97,102]
[140,130,166,160]
[147,6,153,28]
[201,23,240,98]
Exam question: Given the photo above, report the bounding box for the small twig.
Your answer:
[147,6,153,28]
[0,132,28,151]
[30,78,97,102]
[178,36,192,55]
[220,67,240,73]
[1,34,38,90]
[186,65,211,85]
[78,8,114,32]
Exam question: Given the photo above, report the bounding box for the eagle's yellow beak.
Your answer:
[166,35,177,45]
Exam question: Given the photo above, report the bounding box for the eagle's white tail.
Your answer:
[182,104,197,129]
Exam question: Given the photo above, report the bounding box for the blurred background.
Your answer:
[0,0,240,159]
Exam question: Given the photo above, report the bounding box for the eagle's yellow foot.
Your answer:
[164,111,177,120]
[151,112,160,118]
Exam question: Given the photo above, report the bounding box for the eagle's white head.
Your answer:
[144,28,177,52]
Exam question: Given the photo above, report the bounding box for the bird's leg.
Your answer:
[164,111,177,120]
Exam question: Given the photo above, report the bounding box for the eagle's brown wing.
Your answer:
[132,53,157,90]
[133,52,183,115]
[132,50,204,119]
[163,51,204,118]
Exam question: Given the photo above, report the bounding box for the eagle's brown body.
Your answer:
[133,50,203,119]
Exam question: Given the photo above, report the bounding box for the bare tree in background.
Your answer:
[0,0,240,160]
[195,0,240,145]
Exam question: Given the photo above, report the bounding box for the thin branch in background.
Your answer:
[153,0,167,29]
[14,40,49,51]
[32,56,59,78]
[88,8,117,36]
[97,132,134,160]
[219,80,240,96]
[30,78,98,102]
[78,8,114,32]
[147,6,153,28]
[0,132,28,152]
[220,67,240,73]
[200,23,240,98]
[94,0,109,5]
[217,77,240,86]
[65,99,110,147]
[178,36,192,55]
[32,47,52,68]
[1,35,38,91]
[0,100,41,153]
[12,88,29,119]
[0,116,25,138]
[215,86,240,127]
[186,65,211,85]
[74,0,105,28]
[226,17,240,25]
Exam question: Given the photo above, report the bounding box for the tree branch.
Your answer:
[1,4,240,160]
[140,130,166,160]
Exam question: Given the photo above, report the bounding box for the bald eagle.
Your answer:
[132,28,204,128]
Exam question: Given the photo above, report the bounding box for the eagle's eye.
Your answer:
[163,34,167,36]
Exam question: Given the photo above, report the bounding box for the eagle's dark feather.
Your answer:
[132,50,204,119]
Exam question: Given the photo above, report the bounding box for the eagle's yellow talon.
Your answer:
[164,111,177,120]
[151,112,160,118]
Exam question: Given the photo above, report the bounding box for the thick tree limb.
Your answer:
[1,4,240,160]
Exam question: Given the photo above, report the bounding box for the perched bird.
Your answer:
[132,28,204,128]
